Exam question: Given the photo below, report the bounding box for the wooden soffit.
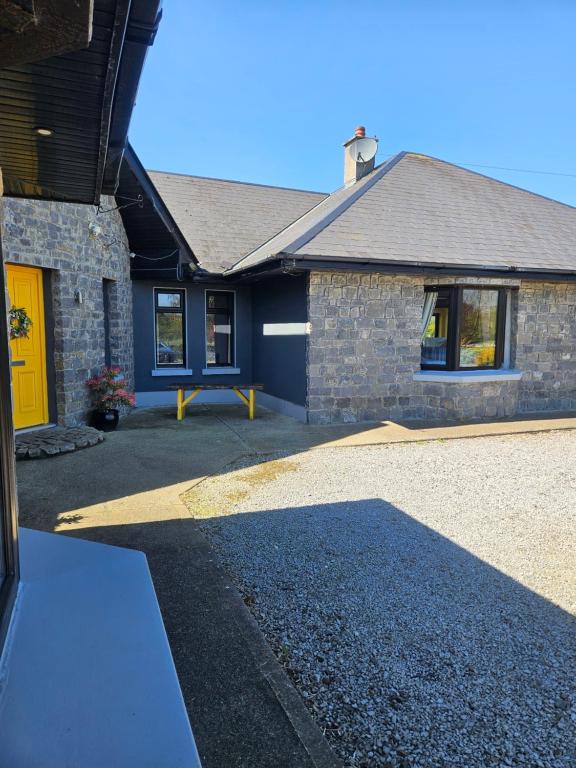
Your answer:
[0,0,93,67]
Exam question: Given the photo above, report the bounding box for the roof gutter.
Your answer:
[93,0,132,204]
[225,253,576,284]
[99,0,163,201]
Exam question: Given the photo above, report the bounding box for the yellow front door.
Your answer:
[6,264,48,429]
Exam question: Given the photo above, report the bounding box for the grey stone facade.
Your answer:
[307,271,576,424]
[2,197,133,426]
[517,282,576,413]
[307,272,424,424]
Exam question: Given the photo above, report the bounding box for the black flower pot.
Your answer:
[91,408,119,432]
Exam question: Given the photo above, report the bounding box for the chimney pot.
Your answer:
[354,126,366,138]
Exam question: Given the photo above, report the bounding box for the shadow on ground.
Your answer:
[52,516,333,768]
[18,404,576,529]
[16,405,387,528]
[200,498,576,768]
[15,406,576,768]
[16,405,360,768]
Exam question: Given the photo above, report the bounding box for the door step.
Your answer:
[15,426,104,460]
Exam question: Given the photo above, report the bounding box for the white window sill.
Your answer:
[202,367,241,375]
[413,369,523,384]
[151,369,193,377]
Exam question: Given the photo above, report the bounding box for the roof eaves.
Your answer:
[93,0,132,204]
[257,253,576,281]
[100,1,163,198]
[124,143,198,265]
[225,151,408,275]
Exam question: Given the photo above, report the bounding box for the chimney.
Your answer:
[343,125,378,187]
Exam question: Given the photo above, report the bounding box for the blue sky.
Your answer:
[130,1,576,205]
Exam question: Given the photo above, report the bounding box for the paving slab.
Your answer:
[200,404,576,452]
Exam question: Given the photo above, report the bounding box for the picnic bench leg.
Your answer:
[177,388,202,421]
[231,387,255,419]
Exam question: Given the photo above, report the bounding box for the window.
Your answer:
[154,289,185,367]
[205,291,234,367]
[421,286,507,370]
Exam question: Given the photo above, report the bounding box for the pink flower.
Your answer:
[86,367,135,411]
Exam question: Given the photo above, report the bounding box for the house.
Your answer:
[0,0,160,429]
[121,128,576,424]
[2,196,133,428]
[0,2,200,765]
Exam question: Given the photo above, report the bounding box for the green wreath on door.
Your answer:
[8,306,32,340]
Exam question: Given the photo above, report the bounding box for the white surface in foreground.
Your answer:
[0,529,200,768]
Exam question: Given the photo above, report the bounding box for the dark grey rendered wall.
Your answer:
[132,280,253,392]
[251,275,308,406]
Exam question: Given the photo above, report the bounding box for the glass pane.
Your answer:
[156,311,184,365]
[206,312,233,366]
[157,292,182,309]
[421,290,450,367]
[459,289,498,368]
[207,292,233,311]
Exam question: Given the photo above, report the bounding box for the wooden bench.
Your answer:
[166,383,264,421]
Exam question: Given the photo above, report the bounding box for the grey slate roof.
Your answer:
[228,152,576,275]
[147,170,327,272]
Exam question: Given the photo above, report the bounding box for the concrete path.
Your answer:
[16,406,342,768]
[211,404,576,451]
[15,404,576,766]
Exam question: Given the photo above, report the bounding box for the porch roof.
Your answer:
[0,0,162,205]
[117,144,197,279]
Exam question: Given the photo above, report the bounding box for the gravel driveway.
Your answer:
[186,432,576,768]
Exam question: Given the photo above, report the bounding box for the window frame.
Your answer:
[421,285,507,372]
[0,257,20,653]
[204,289,236,369]
[153,288,187,369]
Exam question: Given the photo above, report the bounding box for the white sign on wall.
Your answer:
[262,322,311,336]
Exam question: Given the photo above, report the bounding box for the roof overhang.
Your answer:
[117,144,198,279]
[0,0,162,205]
[0,0,93,67]
[225,252,576,284]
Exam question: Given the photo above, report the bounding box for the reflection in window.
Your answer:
[459,289,498,368]
[206,291,234,367]
[420,286,506,371]
[421,289,450,367]
[157,292,182,309]
[155,289,185,367]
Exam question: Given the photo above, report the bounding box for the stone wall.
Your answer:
[306,271,576,424]
[307,272,425,424]
[2,197,133,426]
[516,282,576,412]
